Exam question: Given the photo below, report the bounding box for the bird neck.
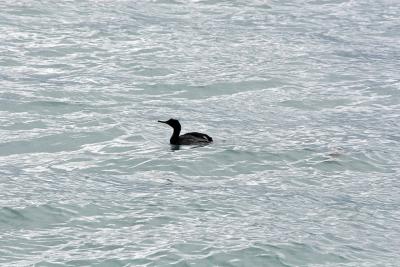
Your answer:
[170,125,181,144]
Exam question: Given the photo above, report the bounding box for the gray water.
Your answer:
[1,0,400,266]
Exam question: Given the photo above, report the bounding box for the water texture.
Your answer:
[0,0,399,266]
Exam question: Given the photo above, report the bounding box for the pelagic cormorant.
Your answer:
[158,119,213,145]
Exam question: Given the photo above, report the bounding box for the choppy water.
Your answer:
[1,0,400,266]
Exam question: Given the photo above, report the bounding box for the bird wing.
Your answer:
[181,132,213,142]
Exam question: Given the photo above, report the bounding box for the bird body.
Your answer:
[158,119,213,145]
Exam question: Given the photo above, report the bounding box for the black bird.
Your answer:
[158,119,213,145]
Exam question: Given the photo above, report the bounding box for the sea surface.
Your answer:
[1,0,399,266]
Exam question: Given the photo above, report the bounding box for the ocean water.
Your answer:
[1,0,399,266]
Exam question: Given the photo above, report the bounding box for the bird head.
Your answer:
[158,118,181,129]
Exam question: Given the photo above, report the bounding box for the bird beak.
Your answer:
[158,120,167,124]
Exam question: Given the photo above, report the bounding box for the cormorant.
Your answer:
[158,119,213,145]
